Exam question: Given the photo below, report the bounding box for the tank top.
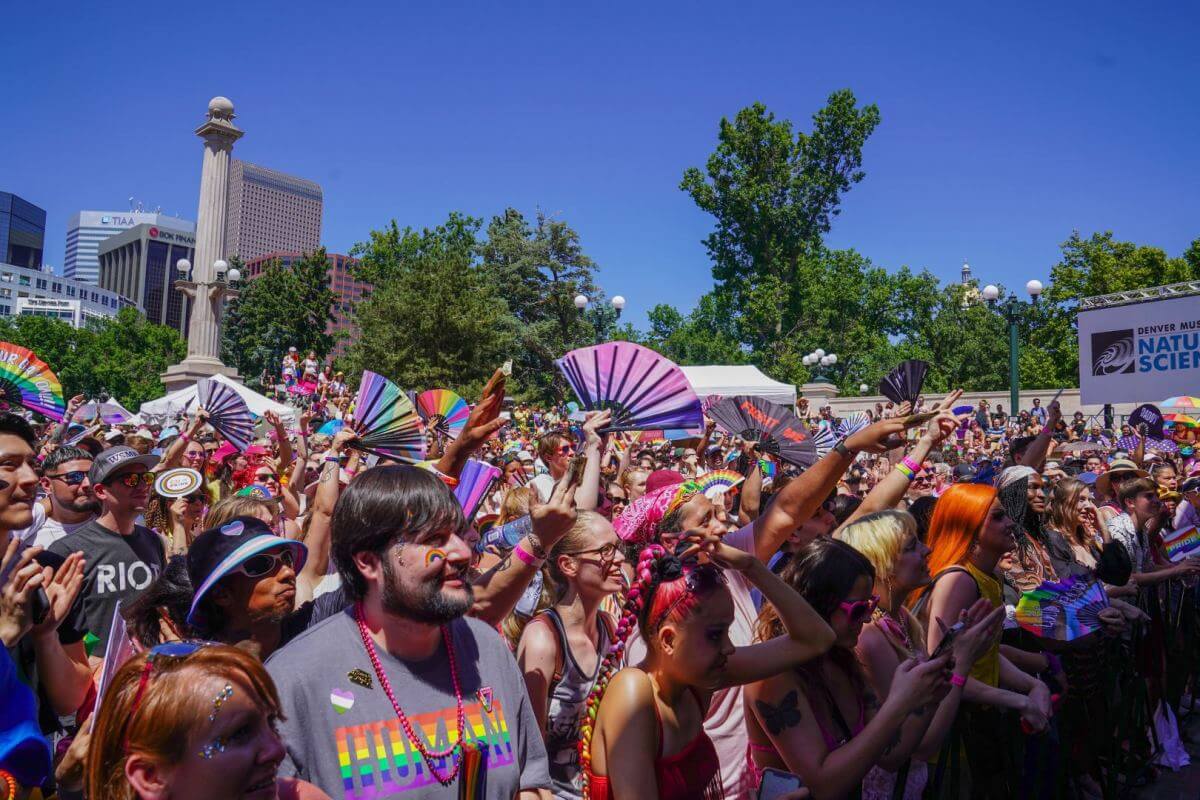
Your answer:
[536,608,614,800]
[585,682,723,800]
[923,563,1002,687]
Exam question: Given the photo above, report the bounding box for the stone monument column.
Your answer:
[161,96,243,391]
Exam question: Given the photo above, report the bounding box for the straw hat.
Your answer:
[1095,458,1150,496]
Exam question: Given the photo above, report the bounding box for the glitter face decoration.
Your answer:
[208,683,234,721]
[425,548,447,567]
[199,736,228,760]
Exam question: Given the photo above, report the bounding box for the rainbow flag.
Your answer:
[1163,525,1200,563]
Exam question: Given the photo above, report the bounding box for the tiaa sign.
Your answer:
[1078,293,1200,404]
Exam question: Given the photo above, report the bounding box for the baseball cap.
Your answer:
[1076,471,1099,487]
[952,463,978,482]
[186,516,308,626]
[88,446,160,485]
[1181,477,1200,494]
[646,469,686,493]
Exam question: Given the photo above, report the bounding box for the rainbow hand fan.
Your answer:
[196,378,253,452]
[1014,576,1110,642]
[1162,525,1200,563]
[836,412,869,440]
[415,389,470,440]
[453,459,501,522]
[555,341,703,432]
[351,371,426,463]
[707,396,817,468]
[0,341,66,421]
[695,469,745,499]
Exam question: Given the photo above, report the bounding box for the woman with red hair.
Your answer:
[917,483,1054,798]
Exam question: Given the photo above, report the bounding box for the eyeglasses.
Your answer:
[568,542,619,564]
[183,493,207,504]
[651,564,727,631]
[184,451,206,460]
[124,640,220,751]
[115,471,154,488]
[234,548,296,578]
[255,473,278,482]
[837,594,880,624]
[47,470,88,486]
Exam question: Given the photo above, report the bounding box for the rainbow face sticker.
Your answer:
[425,548,447,567]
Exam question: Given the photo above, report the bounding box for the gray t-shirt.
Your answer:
[267,608,551,799]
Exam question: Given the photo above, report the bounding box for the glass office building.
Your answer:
[0,192,46,270]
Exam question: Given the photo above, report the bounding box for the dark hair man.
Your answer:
[267,466,552,798]
[18,446,98,549]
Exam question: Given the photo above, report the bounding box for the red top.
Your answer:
[585,685,723,799]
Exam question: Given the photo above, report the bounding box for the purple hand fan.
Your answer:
[196,378,253,452]
[707,395,817,468]
[1128,403,1165,440]
[454,459,501,523]
[836,411,869,439]
[350,371,427,463]
[555,341,703,432]
[879,360,929,405]
[811,426,836,459]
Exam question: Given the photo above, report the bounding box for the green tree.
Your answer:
[222,250,336,384]
[345,216,517,398]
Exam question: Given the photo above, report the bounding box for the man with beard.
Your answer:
[17,445,99,548]
[267,466,553,799]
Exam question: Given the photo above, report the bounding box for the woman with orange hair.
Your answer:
[916,483,1054,799]
[86,642,328,800]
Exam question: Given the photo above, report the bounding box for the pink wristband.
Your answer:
[950,673,967,687]
[513,542,542,566]
[901,456,921,473]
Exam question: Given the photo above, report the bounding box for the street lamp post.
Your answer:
[982,280,1042,417]
[574,293,626,343]
[802,349,838,383]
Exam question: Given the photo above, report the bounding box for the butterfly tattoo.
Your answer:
[756,690,803,735]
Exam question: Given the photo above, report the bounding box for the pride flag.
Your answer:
[1162,525,1200,563]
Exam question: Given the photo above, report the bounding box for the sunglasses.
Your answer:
[124,640,220,751]
[255,473,278,482]
[47,470,88,486]
[837,594,880,624]
[557,445,576,456]
[114,471,154,488]
[234,548,296,578]
[183,493,207,504]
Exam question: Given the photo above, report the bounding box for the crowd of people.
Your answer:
[2,352,1200,800]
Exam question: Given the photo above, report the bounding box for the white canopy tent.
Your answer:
[137,374,296,425]
[681,365,797,408]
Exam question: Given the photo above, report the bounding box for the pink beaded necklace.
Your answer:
[354,602,466,785]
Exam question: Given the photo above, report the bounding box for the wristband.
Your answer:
[179,433,191,443]
[344,468,357,478]
[901,456,921,473]
[950,673,967,687]
[324,455,341,463]
[895,463,915,481]
[513,542,543,566]
[833,441,852,459]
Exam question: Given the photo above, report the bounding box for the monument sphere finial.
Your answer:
[208,96,235,119]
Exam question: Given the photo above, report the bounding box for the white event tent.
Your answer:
[138,374,296,425]
[681,365,797,408]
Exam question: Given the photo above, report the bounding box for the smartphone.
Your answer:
[566,453,587,488]
[931,620,966,660]
[758,767,804,799]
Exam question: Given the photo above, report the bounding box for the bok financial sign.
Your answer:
[1078,294,1200,404]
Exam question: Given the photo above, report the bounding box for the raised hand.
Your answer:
[844,415,926,454]
[581,409,613,449]
[890,655,952,713]
[530,473,579,551]
[264,409,284,429]
[0,539,50,647]
[32,551,85,637]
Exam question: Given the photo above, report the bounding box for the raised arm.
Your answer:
[296,429,354,603]
[158,410,208,471]
[1019,400,1061,470]
[265,410,293,475]
[575,410,612,511]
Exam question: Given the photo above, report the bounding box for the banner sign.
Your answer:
[1078,294,1200,404]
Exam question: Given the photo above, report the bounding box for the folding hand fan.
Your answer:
[1128,403,1165,440]
[350,371,427,463]
[694,470,745,499]
[555,341,703,432]
[1014,576,1109,642]
[879,360,930,406]
[811,426,837,459]
[707,396,817,468]
[73,400,132,425]
[0,341,66,421]
[415,389,470,440]
[196,378,253,452]
[453,459,501,522]
[836,411,869,440]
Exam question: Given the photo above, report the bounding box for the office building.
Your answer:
[64,211,195,284]
[0,261,128,327]
[97,223,196,333]
[0,192,46,270]
[224,160,322,262]
[243,251,368,359]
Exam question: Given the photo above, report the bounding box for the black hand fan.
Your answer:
[1128,403,1164,440]
[707,395,817,468]
[879,360,929,405]
[350,371,427,463]
[196,378,253,452]
[555,341,703,432]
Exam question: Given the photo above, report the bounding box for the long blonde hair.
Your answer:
[836,510,916,581]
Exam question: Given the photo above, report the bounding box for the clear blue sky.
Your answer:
[3,1,1197,328]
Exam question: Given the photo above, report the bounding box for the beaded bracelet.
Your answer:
[0,769,15,800]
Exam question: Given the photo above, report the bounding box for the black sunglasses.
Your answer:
[47,470,88,486]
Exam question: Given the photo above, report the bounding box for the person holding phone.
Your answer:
[745,538,957,800]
